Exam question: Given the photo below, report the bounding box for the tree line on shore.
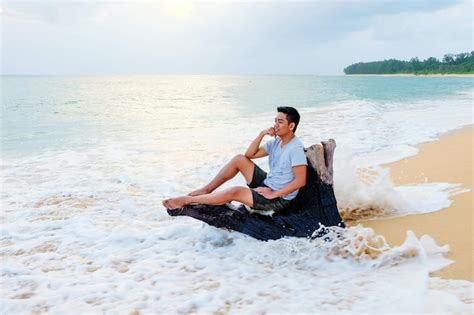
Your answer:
[344,52,474,75]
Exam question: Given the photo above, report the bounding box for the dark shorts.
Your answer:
[247,164,291,212]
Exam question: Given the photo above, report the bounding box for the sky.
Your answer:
[1,0,472,75]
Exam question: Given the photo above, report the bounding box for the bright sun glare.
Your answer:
[163,0,194,20]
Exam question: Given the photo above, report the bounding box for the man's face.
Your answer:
[273,112,292,136]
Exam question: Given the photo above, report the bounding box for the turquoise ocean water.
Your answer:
[2,75,472,157]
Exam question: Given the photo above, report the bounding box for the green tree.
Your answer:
[344,52,473,75]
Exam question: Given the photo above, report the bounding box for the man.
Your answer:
[162,106,307,211]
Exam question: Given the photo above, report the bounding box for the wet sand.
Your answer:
[360,125,473,281]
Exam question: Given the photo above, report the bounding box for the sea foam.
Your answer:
[1,212,471,313]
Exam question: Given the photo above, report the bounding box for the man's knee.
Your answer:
[231,154,250,167]
[225,186,245,199]
[224,187,253,206]
[233,153,248,162]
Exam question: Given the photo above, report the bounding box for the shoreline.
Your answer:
[358,125,473,281]
[346,73,474,78]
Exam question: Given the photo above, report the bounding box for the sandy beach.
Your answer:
[360,125,473,281]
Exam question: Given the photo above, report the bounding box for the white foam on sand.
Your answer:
[333,154,469,220]
[1,203,472,314]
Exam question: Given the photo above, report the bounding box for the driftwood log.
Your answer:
[167,139,345,241]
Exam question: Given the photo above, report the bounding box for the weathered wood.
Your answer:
[304,139,335,185]
[166,140,345,241]
[306,144,330,185]
[322,139,336,185]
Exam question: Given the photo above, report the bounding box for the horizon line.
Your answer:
[0,73,346,77]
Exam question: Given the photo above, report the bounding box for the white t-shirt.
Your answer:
[263,136,307,200]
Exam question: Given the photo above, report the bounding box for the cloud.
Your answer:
[1,0,471,75]
[313,0,473,73]
[370,0,472,42]
[2,2,109,25]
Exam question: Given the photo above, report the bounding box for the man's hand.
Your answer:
[255,186,277,199]
[261,127,276,138]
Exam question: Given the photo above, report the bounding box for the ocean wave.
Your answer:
[1,213,471,313]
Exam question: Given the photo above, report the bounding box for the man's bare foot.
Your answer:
[162,199,171,208]
[162,196,189,209]
[188,188,209,196]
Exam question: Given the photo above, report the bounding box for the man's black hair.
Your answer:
[277,106,300,132]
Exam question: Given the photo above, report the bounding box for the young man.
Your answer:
[162,106,307,211]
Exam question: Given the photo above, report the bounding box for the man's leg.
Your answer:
[189,154,256,196]
[163,186,253,209]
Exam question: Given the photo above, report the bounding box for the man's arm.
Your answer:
[245,128,274,159]
[255,165,307,199]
